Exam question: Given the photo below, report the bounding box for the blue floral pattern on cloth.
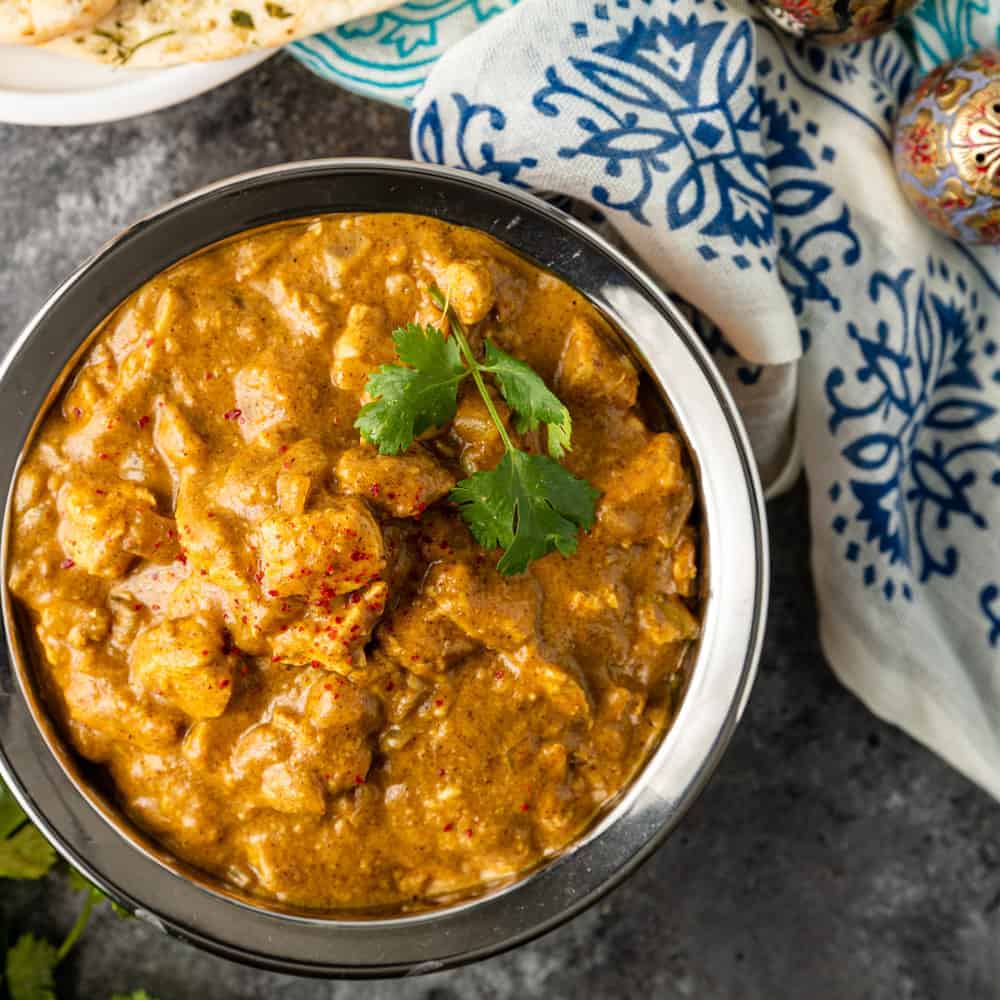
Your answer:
[401,0,1000,793]
[825,262,999,644]
[291,0,520,107]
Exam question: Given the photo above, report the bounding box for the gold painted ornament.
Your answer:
[893,49,1000,245]
[755,0,922,45]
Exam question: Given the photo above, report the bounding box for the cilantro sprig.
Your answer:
[355,286,598,575]
[1,778,154,1000]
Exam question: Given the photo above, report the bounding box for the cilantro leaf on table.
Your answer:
[68,868,130,919]
[451,451,599,576]
[355,323,467,454]
[0,782,28,840]
[0,826,57,880]
[481,341,572,459]
[111,992,160,1000]
[5,933,57,1000]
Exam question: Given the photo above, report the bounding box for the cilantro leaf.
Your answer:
[355,324,467,455]
[5,933,57,1000]
[481,341,573,459]
[229,8,254,27]
[68,868,130,918]
[0,826,57,881]
[0,780,27,840]
[112,992,160,1000]
[451,451,599,576]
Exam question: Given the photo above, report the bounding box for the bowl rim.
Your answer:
[0,158,768,976]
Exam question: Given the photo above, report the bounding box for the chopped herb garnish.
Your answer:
[356,286,598,575]
[265,2,292,16]
[230,8,255,27]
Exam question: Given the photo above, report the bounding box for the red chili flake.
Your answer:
[145,338,154,348]
[219,679,230,689]
[98,452,110,461]
[384,681,395,692]
[271,654,281,662]
[223,408,242,421]
[438,768,446,778]
[434,698,444,707]
[199,569,207,577]
[278,444,289,454]
[137,414,151,430]
[350,592,362,605]
[72,407,82,419]
[311,660,321,669]
[176,553,187,565]
[443,823,454,832]
[519,803,530,813]
[464,829,473,838]
[60,558,75,570]
[204,371,214,381]
[151,604,161,611]
[350,551,367,562]
[95,488,106,495]
[369,483,381,498]
[415,502,427,515]
[354,775,365,786]
[133,603,143,612]
[387,492,397,500]
[253,569,264,583]
[494,670,504,680]
[267,589,279,597]
[200,650,208,656]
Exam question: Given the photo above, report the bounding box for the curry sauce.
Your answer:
[8,214,700,911]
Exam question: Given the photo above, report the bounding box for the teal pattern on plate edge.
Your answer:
[290,0,521,108]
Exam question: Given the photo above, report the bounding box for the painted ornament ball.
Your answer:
[755,0,922,44]
[893,49,1000,245]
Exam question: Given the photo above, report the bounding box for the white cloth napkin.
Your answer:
[408,0,1000,797]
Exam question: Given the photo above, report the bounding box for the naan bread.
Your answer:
[0,0,115,44]
[44,0,395,65]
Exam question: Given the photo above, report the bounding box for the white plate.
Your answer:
[0,46,273,126]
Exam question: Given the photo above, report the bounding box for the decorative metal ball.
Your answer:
[893,49,1000,245]
[755,0,923,44]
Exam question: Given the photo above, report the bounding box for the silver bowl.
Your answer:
[0,159,767,977]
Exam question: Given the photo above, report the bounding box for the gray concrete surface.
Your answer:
[2,52,999,1000]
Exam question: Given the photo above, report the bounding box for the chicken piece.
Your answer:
[424,561,540,652]
[37,600,110,653]
[443,260,495,325]
[63,666,182,754]
[502,645,593,723]
[597,434,693,545]
[416,509,475,564]
[271,580,388,673]
[555,316,637,410]
[331,304,396,394]
[336,444,456,518]
[234,352,319,446]
[671,527,698,597]
[276,472,312,515]
[129,617,235,720]
[174,480,252,596]
[634,593,700,645]
[56,476,175,578]
[450,388,509,474]
[378,594,479,678]
[216,438,328,523]
[256,498,385,599]
[153,399,205,484]
[231,677,379,814]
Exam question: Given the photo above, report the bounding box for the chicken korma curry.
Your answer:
[8,214,700,911]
